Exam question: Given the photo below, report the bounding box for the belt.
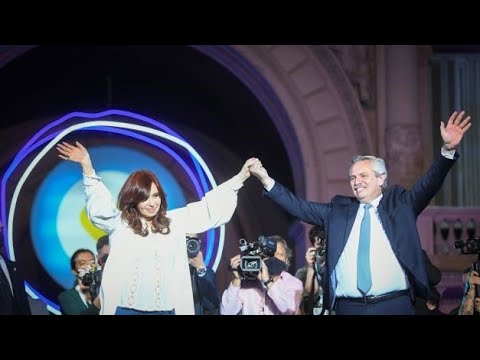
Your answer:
[338,289,410,304]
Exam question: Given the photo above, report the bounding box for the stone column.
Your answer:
[384,45,423,188]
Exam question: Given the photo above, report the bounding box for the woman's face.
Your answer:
[137,182,161,220]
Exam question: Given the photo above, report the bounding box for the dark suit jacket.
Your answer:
[191,267,220,315]
[58,287,100,315]
[265,153,458,309]
[2,258,32,315]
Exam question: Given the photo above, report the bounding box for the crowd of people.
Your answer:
[1,110,478,315]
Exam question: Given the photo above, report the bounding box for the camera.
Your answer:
[186,236,201,258]
[315,246,326,267]
[80,266,102,298]
[236,236,277,280]
[454,237,480,255]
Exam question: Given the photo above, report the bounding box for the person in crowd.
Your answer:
[58,248,101,315]
[449,266,473,315]
[96,235,110,268]
[295,224,329,315]
[56,141,256,315]
[0,220,32,315]
[458,268,480,315]
[249,110,472,315]
[187,240,220,315]
[220,235,303,315]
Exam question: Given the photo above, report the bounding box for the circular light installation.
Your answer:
[1,111,225,313]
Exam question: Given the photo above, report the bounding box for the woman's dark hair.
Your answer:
[70,249,95,270]
[118,170,171,236]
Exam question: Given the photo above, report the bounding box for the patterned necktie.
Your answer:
[357,203,373,295]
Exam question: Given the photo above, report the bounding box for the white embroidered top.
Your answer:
[83,171,244,315]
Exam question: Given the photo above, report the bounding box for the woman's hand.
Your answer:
[56,141,94,175]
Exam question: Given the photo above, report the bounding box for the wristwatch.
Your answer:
[197,267,207,277]
[263,277,274,287]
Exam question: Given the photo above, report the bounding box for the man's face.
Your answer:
[97,244,110,267]
[349,160,384,203]
[74,251,96,288]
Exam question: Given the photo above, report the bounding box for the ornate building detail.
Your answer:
[309,45,372,154]
[327,45,376,109]
[385,124,423,187]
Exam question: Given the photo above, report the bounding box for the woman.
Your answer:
[57,141,255,315]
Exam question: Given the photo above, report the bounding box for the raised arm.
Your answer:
[56,141,94,176]
[173,158,257,234]
[249,158,327,225]
[406,111,472,214]
[440,110,471,151]
[56,141,119,233]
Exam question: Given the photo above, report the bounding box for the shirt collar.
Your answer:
[365,193,383,209]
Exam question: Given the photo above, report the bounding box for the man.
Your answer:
[0,221,32,315]
[58,248,101,315]
[186,234,221,315]
[295,224,329,315]
[189,249,221,315]
[458,268,480,315]
[249,111,471,315]
[96,235,110,268]
[220,235,303,315]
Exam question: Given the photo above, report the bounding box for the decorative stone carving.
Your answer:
[309,45,371,154]
[328,45,376,108]
[385,124,423,187]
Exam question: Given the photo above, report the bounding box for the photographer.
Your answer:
[458,268,480,315]
[96,235,110,268]
[295,225,329,315]
[220,235,303,315]
[58,249,101,315]
[187,234,220,315]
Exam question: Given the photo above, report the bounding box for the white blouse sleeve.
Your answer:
[83,171,120,234]
[171,174,245,234]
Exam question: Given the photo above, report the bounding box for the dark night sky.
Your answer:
[0,45,294,190]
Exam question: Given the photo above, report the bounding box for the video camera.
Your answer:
[454,237,480,255]
[236,236,277,281]
[80,265,103,298]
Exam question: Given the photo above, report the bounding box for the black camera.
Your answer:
[454,237,480,255]
[315,247,326,267]
[80,267,102,298]
[186,236,201,258]
[236,236,277,280]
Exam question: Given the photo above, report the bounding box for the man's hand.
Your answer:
[237,157,258,183]
[440,110,472,150]
[305,247,316,267]
[229,255,242,287]
[189,251,206,270]
[249,158,273,188]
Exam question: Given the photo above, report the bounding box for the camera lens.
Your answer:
[186,237,201,258]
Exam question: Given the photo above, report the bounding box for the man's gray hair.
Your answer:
[350,155,388,191]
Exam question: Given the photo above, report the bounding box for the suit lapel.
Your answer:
[341,202,360,254]
[377,201,397,251]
